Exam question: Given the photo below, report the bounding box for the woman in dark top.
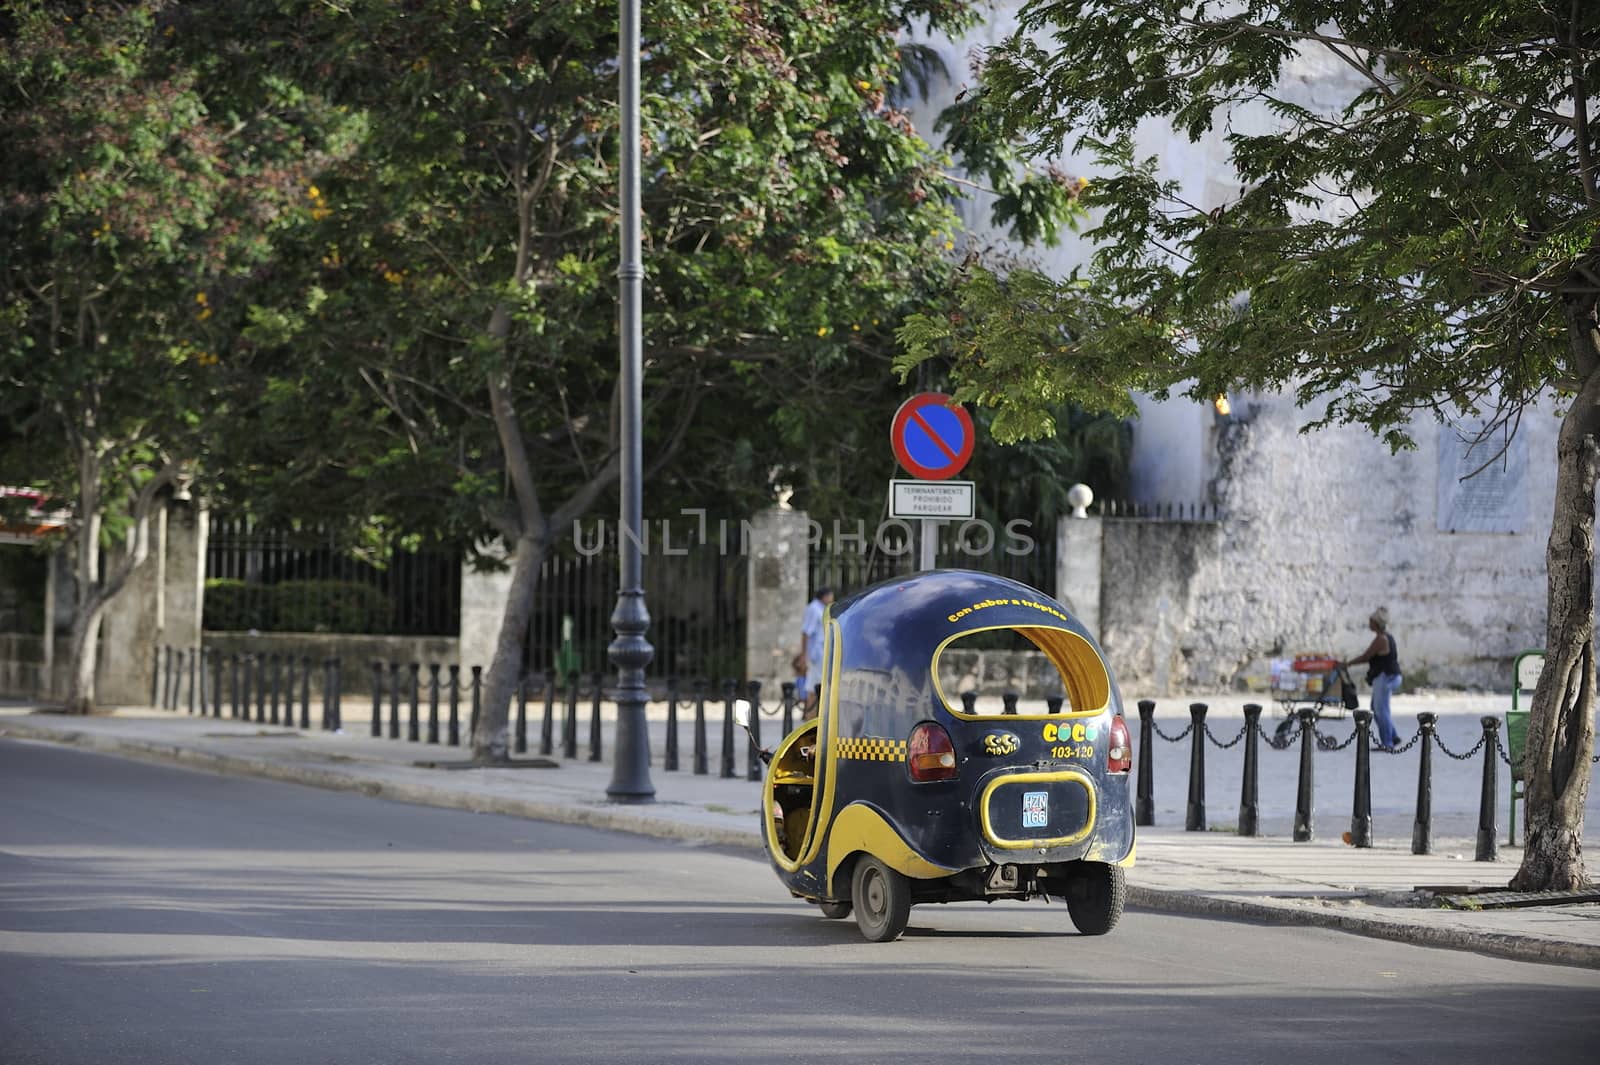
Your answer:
[1341,607,1402,749]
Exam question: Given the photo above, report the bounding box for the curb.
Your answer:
[1123,886,1600,970]
[5,719,1594,969]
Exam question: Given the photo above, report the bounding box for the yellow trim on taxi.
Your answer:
[825,802,959,894]
[931,624,1110,720]
[767,613,844,873]
[978,769,1098,850]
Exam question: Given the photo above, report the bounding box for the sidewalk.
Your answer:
[2,700,1597,969]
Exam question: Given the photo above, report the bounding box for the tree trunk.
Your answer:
[470,532,547,763]
[61,595,106,715]
[1511,365,1600,891]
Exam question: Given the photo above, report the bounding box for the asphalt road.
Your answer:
[2,739,1597,1065]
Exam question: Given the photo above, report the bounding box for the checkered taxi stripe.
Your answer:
[836,736,907,762]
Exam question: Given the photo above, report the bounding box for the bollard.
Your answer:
[269,653,282,726]
[781,681,795,737]
[693,679,709,775]
[153,645,164,708]
[322,658,336,730]
[1045,696,1064,714]
[1413,712,1437,855]
[242,654,254,721]
[721,679,737,779]
[1136,699,1156,826]
[298,656,312,729]
[211,650,224,718]
[747,681,763,781]
[388,662,401,739]
[540,669,556,756]
[515,674,529,754]
[1348,709,1373,848]
[1185,702,1208,831]
[188,648,199,715]
[407,663,421,742]
[664,677,680,772]
[338,658,348,729]
[1002,691,1020,715]
[448,664,462,747]
[960,692,977,715]
[1238,703,1262,837]
[426,664,441,743]
[163,645,175,709]
[281,655,293,726]
[1476,716,1500,861]
[330,657,344,731]
[1293,706,1317,841]
[562,671,579,759]
[253,655,267,723]
[369,661,383,736]
[588,671,603,763]
[470,666,483,745]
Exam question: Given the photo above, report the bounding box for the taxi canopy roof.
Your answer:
[829,569,1114,723]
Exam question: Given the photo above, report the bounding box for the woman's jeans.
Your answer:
[1371,672,1403,747]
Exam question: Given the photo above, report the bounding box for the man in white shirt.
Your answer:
[794,586,834,719]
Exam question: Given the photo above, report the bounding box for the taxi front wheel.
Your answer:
[851,857,911,942]
[1066,863,1126,936]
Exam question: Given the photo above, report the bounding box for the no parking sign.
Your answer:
[890,392,974,481]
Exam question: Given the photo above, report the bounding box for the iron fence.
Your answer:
[205,517,459,636]
[525,527,746,685]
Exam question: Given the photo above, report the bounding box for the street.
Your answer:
[2,739,1597,1065]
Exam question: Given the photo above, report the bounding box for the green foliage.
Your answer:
[0,0,358,560]
[898,1,1600,449]
[269,579,394,634]
[203,578,394,634]
[201,579,271,632]
[161,0,1087,545]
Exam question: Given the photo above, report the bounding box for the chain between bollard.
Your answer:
[1433,730,1487,761]
[1151,720,1194,743]
[1380,726,1425,755]
[1258,720,1299,750]
[1494,731,1514,766]
[1202,722,1249,749]
[1311,722,1359,752]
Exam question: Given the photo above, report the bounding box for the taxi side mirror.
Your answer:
[733,699,752,730]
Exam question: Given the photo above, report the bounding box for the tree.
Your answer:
[0,1,353,711]
[184,0,1080,763]
[896,1,1599,889]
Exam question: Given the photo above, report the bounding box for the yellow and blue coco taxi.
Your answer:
[749,569,1135,942]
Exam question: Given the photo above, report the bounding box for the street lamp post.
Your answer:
[606,0,655,803]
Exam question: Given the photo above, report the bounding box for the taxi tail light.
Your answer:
[1107,715,1132,774]
[908,722,958,782]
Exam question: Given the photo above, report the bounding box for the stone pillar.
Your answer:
[745,507,809,692]
[162,503,207,652]
[1056,515,1103,639]
[459,541,512,675]
[97,504,169,705]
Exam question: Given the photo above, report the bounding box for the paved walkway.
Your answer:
[2,699,1596,969]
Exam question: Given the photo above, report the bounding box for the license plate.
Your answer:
[1021,790,1048,828]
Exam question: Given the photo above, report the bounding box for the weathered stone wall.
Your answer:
[1098,395,1558,693]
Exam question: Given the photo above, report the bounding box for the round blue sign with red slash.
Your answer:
[891,392,975,480]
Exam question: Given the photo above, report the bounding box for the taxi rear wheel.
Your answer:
[851,857,911,942]
[1066,862,1125,936]
[818,900,852,919]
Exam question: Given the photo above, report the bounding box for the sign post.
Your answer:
[889,393,975,572]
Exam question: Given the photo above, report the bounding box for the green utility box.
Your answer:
[1506,650,1543,847]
